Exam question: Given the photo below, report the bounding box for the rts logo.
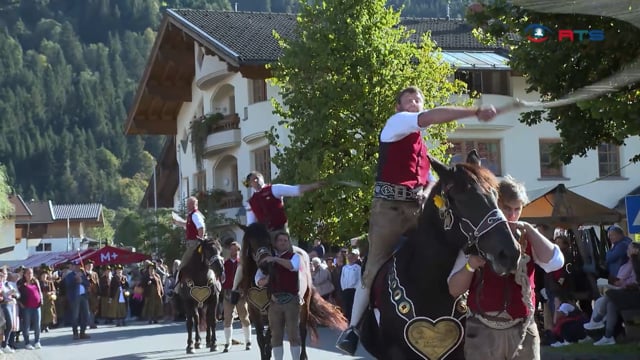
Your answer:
[524,24,605,42]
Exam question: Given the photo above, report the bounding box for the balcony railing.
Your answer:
[207,114,240,135]
[219,191,243,209]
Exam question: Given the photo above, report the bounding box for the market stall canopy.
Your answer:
[0,249,94,269]
[77,245,151,266]
[521,184,623,225]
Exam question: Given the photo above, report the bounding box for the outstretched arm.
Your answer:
[271,183,323,198]
[417,106,497,127]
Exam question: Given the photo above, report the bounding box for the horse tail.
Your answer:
[307,287,348,340]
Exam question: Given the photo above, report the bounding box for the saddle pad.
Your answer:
[247,287,270,312]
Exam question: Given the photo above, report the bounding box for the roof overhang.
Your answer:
[442,51,510,71]
[124,16,196,135]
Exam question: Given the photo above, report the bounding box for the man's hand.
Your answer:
[468,255,486,270]
[257,275,269,288]
[476,105,497,122]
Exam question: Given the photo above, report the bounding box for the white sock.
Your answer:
[242,325,251,343]
[290,345,300,359]
[272,346,284,360]
[224,327,231,345]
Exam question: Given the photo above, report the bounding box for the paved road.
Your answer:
[2,320,374,360]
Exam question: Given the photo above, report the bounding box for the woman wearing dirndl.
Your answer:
[109,265,129,326]
[39,266,57,332]
[141,263,164,324]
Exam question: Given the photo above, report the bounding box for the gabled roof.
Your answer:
[167,9,502,66]
[24,200,54,224]
[52,203,103,221]
[8,195,31,217]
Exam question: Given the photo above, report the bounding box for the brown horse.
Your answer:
[238,223,348,360]
[178,238,224,354]
[357,151,522,359]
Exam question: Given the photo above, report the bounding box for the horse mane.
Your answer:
[181,237,222,282]
[240,223,270,290]
[454,162,499,194]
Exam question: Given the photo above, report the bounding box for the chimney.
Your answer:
[446,1,451,20]
[235,2,238,12]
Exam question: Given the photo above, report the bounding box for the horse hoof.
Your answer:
[194,342,201,349]
[186,347,194,354]
[210,344,217,352]
[206,341,211,348]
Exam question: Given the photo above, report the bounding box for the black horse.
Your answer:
[359,151,522,359]
[239,223,348,360]
[178,238,225,354]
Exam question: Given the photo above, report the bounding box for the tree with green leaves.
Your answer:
[466,1,640,164]
[269,0,467,246]
[0,165,13,219]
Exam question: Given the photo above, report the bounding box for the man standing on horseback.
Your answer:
[254,232,302,360]
[172,196,205,284]
[337,85,499,355]
[230,171,323,297]
[447,175,564,360]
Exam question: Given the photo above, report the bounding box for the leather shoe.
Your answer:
[336,326,359,355]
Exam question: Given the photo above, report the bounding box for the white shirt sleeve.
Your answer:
[379,111,426,142]
[447,250,469,283]
[289,253,301,272]
[191,212,205,230]
[254,268,267,287]
[271,184,302,198]
[533,245,564,273]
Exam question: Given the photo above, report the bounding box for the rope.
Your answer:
[511,235,534,359]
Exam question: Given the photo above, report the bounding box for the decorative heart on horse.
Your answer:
[189,286,212,307]
[404,317,463,360]
[247,286,270,312]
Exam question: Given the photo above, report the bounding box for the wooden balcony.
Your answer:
[219,191,243,209]
[203,114,242,157]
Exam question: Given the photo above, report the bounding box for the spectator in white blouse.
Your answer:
[340,251,362,322]
[1,267,19,353]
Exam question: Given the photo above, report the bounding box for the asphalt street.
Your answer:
[0,319,374,360]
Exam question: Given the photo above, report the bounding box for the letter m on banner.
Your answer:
[100,252,112,262]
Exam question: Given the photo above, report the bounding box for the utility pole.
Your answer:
[153,162,159,256]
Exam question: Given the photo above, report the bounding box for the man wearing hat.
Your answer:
[230,171,323,297]
[64,261,91,340]
[84,260,100,329]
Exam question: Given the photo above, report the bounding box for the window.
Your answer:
[539,139,564,178]
[36,243,52,252]
[195,171,206,193]
[250,79,267,104]
[454,70,511,96]
[598,143,621,177]
[448,139,502,176]
[253,146,272,183]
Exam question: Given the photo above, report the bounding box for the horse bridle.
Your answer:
[438,190,508,257]
[252,246,272,264]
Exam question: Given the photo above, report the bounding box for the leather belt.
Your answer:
[470,312,523,330]
[373,181,424,202]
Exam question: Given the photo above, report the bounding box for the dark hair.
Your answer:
[395,86,424,105]
[229,241,241,251]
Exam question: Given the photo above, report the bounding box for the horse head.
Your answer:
[197,237,224,280]
[241,223,273,275]
[427,150,521,275]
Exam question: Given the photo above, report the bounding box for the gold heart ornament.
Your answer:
[247,287,270,312]
[189,286,212,306]
[404,317,463,360]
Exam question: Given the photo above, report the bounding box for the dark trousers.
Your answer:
[70,295,90,335]
[341,288,356,322]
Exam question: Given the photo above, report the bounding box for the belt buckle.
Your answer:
[394,186,407,201]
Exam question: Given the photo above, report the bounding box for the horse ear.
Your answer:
[428,155,452,179]
[466,149,482,167]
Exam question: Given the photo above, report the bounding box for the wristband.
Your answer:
[465,262,476,273]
